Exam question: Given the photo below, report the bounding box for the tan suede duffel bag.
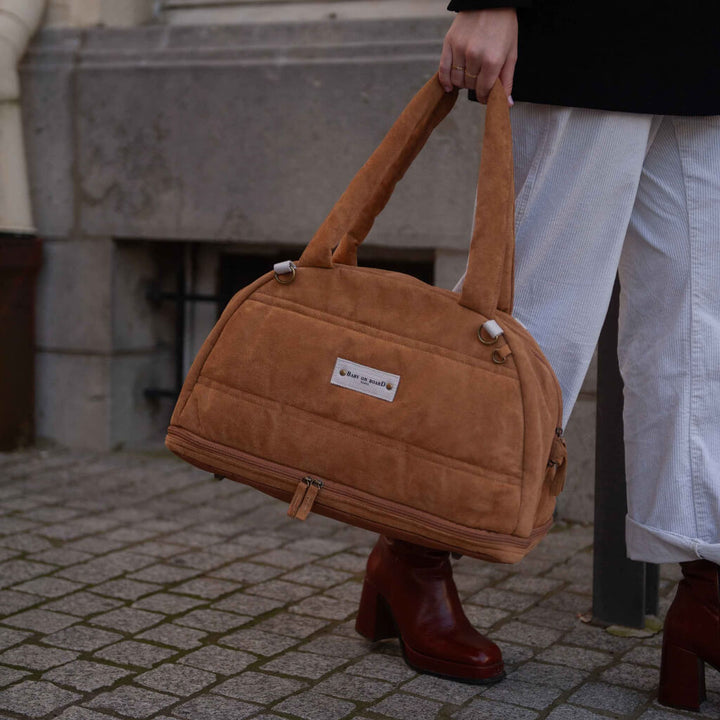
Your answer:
[166,74,567,563]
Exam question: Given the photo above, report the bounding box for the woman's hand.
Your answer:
[439,9,518,103]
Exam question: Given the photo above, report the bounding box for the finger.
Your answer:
[498,54,517,104]
[438,40,454,92]
[450,54,467,89]
[474,57,502,102]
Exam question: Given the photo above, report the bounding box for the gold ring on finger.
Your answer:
[465,70,479,79]
[452,64,466,72]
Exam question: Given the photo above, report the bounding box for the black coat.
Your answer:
[447,0,720,116]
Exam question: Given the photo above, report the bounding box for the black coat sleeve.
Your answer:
[447,1,532,10]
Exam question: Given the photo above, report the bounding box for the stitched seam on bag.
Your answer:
[249,294,519,380]
[195,376,522,486]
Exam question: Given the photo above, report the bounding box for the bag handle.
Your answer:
[297,74,515,318]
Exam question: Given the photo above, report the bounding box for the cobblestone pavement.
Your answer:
[0,447,718,720]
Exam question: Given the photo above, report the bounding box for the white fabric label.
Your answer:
[330,358,400,402]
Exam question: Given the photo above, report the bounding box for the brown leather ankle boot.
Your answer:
[355,535,505,683]
[659,559,720,710]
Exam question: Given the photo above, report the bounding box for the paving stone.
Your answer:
[171,695,259,720]
[521,606,581,631]
[28,548,94,566]
[22,507,81,523]
[211,593,284,617]
[91,607,164,633]
[315,672,394,702]
[0,559,54,588]
[370,692,444,720]
[545,706,616,720]
[87,685,177,717]
[162,530,226,548]
[212,671,306,703]
[92,579,161,601]
[324,580,364,603]
[300,635,369,659]
[466,588,539,612]
[0,548,18,564]
[103,526,159,543]
[127,563,199,584]
[453,698,539,720]
[255,612,329,638]
[537,645,614,670]
[400,674,480,704]
[483,678,565,710]
[289,595,356,620]
[43,659,132,691]
[175,608,251,633]
[564,624,639,653]
[179,645,255,674]
[508,661,588,690]
[168,552,231,573]
[260,650,348,679]
[348,653,417,683]
[129,542,186,558]
[251,548,319,570]
[42,591,123,617]
[135,662,216,696]
[0,643,78,670]
[0,590,38,616]
[274,690,356,720]
[132,592,204,615]
[40,517,120,541]
[600,661,660,691]
[464,605,511,629]
[0,534,53,552]
[0,519,40,536]
[54,709,120,720]
[1,608,77,633]
[623,645,662,668]
[569,681,647,714]
[498,575,565,595]
[136,623,207,649]
[44,625,122,652]
[637,708,703,720]
[0,628,32,651]
[0,680,80,717]
[172,578,237,599]
[493,621,564,648]
[495,641,536,667]
[0,667,28,687]
[210,562,283,584]
[220,627,298,656]
[280,565,354,589]
[94,640,177,668]
[66,537,125,555]
[13,576,85,598]
[317,552,369,574]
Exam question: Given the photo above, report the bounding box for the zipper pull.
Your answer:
[546,435,568,496]
[287,477,323,520]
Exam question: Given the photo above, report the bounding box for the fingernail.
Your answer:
[508,95,514,106]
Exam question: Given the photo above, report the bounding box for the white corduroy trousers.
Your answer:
[455,103,720,564]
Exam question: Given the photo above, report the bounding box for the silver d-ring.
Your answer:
[274,267,296,285]
[492,349,507,365]
[478,325,499,345]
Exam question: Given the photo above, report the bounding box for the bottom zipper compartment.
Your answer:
[166,426,552,564]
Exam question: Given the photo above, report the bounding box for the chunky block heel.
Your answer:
[355,580,397,641]
[659,643,706,710]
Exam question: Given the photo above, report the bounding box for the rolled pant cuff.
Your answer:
[626,515,720,564]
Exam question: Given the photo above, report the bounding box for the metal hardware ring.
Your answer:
[274,267,296,285]
[492,349,507,364]
[478,325,499,345]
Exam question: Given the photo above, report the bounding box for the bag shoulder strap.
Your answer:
[298,74,514,319]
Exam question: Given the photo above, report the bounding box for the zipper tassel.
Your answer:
[287,477,323,520]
